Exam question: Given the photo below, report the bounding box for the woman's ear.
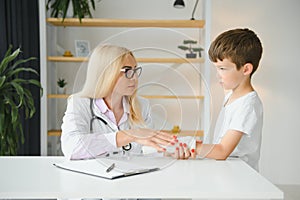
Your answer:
[243,63,253,75]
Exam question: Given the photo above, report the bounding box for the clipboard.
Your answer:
[53,157,160,180]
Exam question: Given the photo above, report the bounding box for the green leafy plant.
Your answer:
[57,78,67,88]
[0,45,43,155]
[178,40,204,58]
[46,0,96,23]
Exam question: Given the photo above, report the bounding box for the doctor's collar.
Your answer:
[95,97,129,114]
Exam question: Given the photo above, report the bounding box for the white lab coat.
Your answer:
[61,95,153,160]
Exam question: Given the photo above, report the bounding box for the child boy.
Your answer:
[192,28,263,171]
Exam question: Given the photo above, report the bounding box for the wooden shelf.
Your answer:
[163,130,204,137]
[141,95,204,99]
[47,94,204,99]
[47,94,70,99]
[47,56,88,62]
[48,129,203,137]
[46,18,205,28]
[47,56,204,63]
[48,130,63,136]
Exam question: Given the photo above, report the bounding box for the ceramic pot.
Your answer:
[57,87,66,94]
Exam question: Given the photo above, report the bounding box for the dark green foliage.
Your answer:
[0,46,43,155]
[46,0,96,23]
[57,78,67,88]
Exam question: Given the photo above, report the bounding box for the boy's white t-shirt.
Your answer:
[213,91,263,171]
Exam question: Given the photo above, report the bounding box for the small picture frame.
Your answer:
[75,40,90,57]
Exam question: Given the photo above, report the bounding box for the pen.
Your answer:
[106,163,115,173]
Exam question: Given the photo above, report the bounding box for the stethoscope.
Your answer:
[89,98,132,151]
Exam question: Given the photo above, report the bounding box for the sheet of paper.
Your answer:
[53,156,169,179]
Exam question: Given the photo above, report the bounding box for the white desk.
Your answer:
[0,156,283,199]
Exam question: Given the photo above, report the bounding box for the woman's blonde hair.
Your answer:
[77,44,144,125]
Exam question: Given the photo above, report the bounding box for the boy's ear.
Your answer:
[243,63,253,75]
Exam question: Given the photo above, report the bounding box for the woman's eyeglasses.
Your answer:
[120,67,142,79]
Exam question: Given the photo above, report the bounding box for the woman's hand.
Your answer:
[117,128,178,152]
[166,140,202,160]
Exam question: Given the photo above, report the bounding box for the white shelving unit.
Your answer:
[39,1,211,155]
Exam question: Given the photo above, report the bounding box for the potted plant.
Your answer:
[57,78,67,94]
[178,40,204,58]
[0,46,43,156]
[46,0,96,22]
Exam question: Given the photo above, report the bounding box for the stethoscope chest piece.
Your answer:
[90,98,133,152]
[122,143,132,151]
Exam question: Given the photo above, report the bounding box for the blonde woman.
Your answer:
[61,44,178,160]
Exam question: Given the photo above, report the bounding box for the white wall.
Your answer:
[210,0,300,185]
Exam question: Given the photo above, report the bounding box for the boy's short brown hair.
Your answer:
[208,28,263,76]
